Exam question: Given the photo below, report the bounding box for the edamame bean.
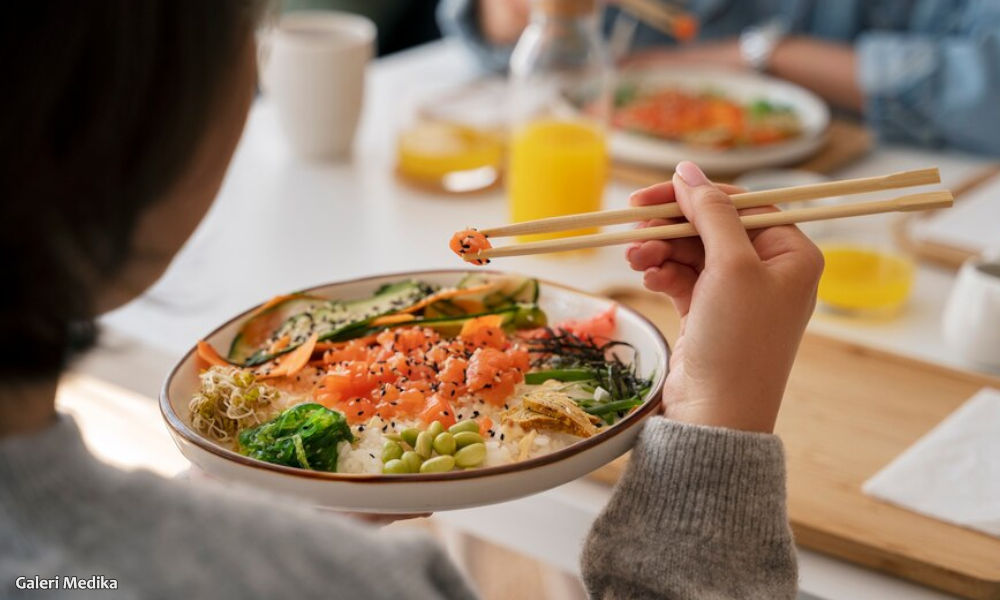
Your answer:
[454,443,487,468]
[401,450,422,473]
[419,455,456,474]
[432,432,456,455]
[453,431,483,448]
[382,440,403,463]
[400,428,420,447]
[448,420,479,435]
[383,432,403,442]
[426,421,445,438]
[382,459,409,474]
[415,431,433,459]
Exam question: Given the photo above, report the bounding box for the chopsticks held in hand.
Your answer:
[617,0,699,41]
[468,168,952,261]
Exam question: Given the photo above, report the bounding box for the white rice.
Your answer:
[332,385,582,473]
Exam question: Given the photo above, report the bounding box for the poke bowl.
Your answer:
[160,270,669,512]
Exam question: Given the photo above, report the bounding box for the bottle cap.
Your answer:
[537,0,596,17]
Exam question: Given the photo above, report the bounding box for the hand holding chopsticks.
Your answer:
[617,0,699,41]
[464,167,952,262]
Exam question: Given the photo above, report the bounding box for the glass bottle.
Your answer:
[507,0,613,243]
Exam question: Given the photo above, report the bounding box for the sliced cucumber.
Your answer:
[228,295,329,364]
[235,280,434,366]
[330,304,544,342]
[407,306,520,337]
[486,277,539,309]
[450,274,539,312]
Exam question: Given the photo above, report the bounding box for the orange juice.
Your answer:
[817,244,915,313]
[396,121,504,192]
[508,119,607,243]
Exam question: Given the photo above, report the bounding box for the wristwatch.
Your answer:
[739,18,789,72]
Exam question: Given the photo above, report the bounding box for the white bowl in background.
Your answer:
[610,68,830,175]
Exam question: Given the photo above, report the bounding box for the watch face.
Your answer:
[740,20,787,71]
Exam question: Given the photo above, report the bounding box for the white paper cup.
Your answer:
[260,11,375,160]
[942,253,1000,367]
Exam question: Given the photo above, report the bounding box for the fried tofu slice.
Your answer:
[503,389,598,438]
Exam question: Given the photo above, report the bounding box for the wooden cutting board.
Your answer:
[591,287,1000,600]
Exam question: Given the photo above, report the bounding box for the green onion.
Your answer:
[524,368,597,385]
[584,398,643,416]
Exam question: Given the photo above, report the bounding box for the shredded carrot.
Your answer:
[267,335,291,354]
[478,416,493,437]
[398,284,498,315]
[459,314,506,338]
[196,341,231,368]
[371,313,417,326]
[259,333,319,379]
[247,293,300,319]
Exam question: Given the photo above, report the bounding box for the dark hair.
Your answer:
[0,2,260,380]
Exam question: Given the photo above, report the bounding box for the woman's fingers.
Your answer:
[629,181,744,207]
[628,239,671,271]
[736,205,825,279]
[627,237,706,272]
[673,162,757,267]
[643,263,698,314]
[629,181,676,206]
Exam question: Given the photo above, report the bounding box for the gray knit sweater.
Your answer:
[0,416,796,599]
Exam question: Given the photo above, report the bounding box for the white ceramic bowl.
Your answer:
[161,270,669,513]
[610,67,830,175]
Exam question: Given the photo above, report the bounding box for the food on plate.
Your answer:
[449,228,492,265]
[238,403,353,471]
[613,85,802,148]
[189,274,653,475]
[502,386,599,438]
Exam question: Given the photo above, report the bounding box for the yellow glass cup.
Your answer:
[817,242,915,315]
[396,121,504,193]
[507,118,607,243]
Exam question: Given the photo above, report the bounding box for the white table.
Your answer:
[81,39,995,599]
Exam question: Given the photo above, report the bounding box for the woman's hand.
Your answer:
[627,161,824,433]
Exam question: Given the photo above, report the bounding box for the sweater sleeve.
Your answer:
[436,0,514,73]
[857,29,1000,155]
[581,417,797,600]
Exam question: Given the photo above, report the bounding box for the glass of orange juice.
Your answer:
[506,0,612,245]
[508,118,607,243]
[817,239,915,316]
[396,120,504,193]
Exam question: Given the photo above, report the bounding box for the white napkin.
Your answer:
[862,387,1000,537]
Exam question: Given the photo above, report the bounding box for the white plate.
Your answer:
[160,270,669,513]
[610,68,830,175]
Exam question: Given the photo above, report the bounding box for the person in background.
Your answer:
[284,0,441,55]
[439,0,1000,155]
[1,2,822,598]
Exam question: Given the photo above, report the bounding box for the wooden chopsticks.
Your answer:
[481,168,940,238]
[617,0,699,41]
[468,168,951,261]
[475,191,953,259]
